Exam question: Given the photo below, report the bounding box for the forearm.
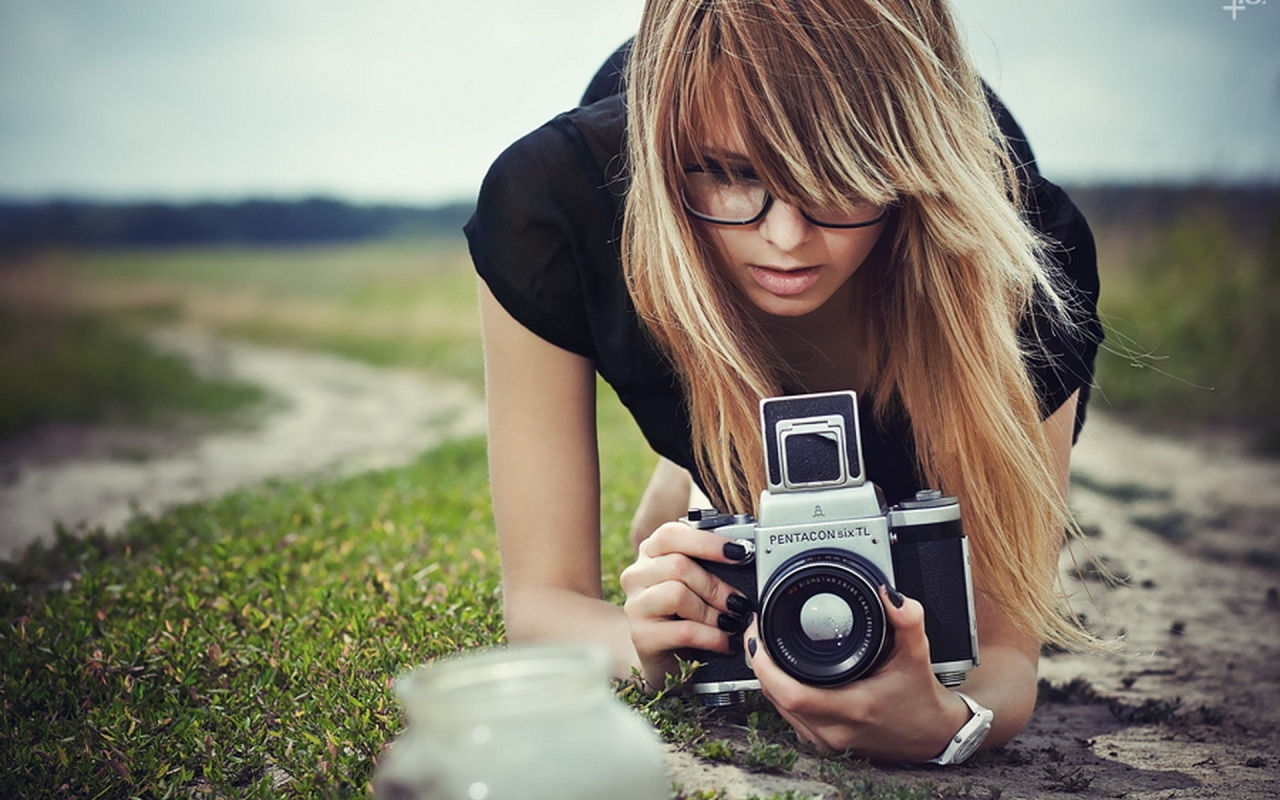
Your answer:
[503,585,641,680]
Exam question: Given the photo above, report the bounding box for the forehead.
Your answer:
[681,90,753,160]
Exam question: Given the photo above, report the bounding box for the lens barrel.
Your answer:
[758,551,890,687]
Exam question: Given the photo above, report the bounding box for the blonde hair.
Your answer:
[622,0,1088,646]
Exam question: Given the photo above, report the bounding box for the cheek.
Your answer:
[823,235,873,279]
[703,227,747,266]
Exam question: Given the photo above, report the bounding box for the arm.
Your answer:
[745,391,1080,760]
[480,280,638,676]
[482,281,749,685]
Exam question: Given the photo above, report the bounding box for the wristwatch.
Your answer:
[926,692,993,765]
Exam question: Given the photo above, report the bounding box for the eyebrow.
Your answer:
[691,148,751,165]
[684,155,759,178]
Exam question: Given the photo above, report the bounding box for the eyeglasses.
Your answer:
[681,161,890,229]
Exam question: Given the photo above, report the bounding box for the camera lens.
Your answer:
[758,552,889,687]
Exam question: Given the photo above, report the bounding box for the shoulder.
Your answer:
[1018,176,1103,441]
[465,96,629,359]
[476,95,627,206]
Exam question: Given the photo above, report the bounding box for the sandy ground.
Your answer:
[0,328,486,559]
[1,333,1277,798]
[669,415,1280,799]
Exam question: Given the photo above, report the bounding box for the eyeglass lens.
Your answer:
[682,162,885,227]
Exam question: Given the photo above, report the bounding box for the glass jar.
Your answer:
[374,643,669,800]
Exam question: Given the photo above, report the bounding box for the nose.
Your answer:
[757,198,815,252]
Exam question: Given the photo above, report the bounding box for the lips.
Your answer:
[748,264,822,297]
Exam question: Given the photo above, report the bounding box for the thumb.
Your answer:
[881,585,930,663]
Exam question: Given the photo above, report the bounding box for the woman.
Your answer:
[466,0,1101,763]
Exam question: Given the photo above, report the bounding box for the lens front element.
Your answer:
[759,553,889,687]
[799,593,855,643]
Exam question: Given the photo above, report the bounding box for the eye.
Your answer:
[688,157,760,186]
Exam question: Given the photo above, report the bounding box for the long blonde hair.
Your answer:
[622,0,1088,646]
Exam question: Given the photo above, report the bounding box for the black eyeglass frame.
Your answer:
[680,165,892,230]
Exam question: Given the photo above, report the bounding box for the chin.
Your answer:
[747,291,833,319]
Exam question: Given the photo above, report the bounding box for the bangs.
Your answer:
[668,3,906,214]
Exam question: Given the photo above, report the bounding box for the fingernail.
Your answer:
[747,637,758,658]
[717,613,745,633]
[885,585,905,609]
[728,635,744,654]
[726,593,754,615]
[723,539,755,561]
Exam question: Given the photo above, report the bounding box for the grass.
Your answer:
[0,308,265,438]
[0,388,651,798]
[0,239,485,393]
[1,437,501,797]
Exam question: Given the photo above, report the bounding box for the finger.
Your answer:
[624,579,734,632]
[742,619,838,751]
[743,617,823,716]
[638,521,756,565]
[630,616,732,655]
[880,585,931,666]
[776,704,831,753]
[622,553,755,617]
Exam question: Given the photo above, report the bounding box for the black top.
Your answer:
[466,73,1101,506]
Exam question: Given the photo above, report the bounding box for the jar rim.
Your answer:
[396,643,613,723]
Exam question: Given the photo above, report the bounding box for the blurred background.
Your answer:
[1,0,1279,448]
[2,3,1279,796]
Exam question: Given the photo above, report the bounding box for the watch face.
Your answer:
[953,735,984,764]
[953,712,993,764]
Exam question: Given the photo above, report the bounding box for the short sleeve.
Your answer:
[1020,175,1104,442]
[465,120,599,359]
[984,86,1103,441]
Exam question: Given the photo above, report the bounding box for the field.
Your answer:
[1073,185,1280,449]
[1,186,1278,798]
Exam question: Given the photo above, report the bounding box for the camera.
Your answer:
[685,391,979,706]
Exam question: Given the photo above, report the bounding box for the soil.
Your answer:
[2,333,1277,798]
[668,414,1280,799]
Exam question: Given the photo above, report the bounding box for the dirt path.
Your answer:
[669,415,1280,799]
[0,328,486,559]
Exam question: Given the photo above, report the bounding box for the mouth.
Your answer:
[748,265,822,297]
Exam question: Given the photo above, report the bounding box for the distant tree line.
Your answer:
[0,197,475,247]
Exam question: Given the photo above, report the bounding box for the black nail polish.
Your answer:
[723,541,748,561]
[728,634,744,654]
[717,613,745,633]
[886,585,905,609]
[747,637,758,658]
[726,593,754,615]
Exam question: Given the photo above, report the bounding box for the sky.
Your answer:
[0,0,1276,205]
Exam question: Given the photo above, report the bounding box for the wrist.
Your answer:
[926,689,975,753]
[925,690,994,765]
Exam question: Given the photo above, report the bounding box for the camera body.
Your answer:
[686,391,980,706]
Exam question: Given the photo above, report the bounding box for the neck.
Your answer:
[752,281,867,394]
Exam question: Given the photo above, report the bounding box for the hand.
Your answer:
[620,522,756,690]
[744,587,972,761]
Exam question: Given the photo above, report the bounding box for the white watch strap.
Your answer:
[926,691,994,765]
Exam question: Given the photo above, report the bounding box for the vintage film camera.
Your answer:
[686,391,980,706]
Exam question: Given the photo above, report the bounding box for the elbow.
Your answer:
[984,688,1037,750]
[979,654,1040,750]
[500,584,543,644]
